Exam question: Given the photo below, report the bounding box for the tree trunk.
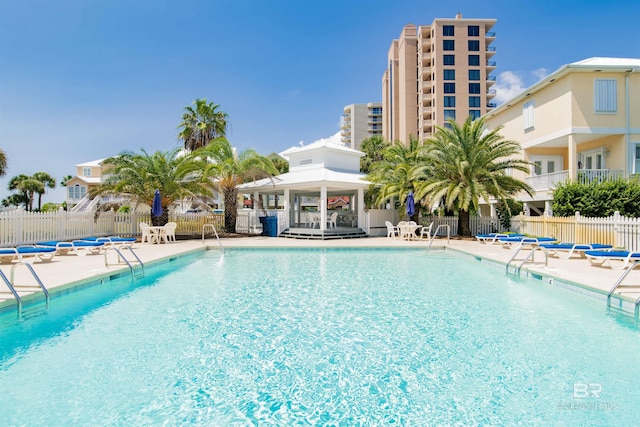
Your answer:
[151,207,169,226]
[459,209,472,237]
[224,187,238,233]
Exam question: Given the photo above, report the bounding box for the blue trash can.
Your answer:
[259,216,278,237]
[265,216,278,237]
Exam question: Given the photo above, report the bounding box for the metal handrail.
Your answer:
[202,224,224,252]
[607,260,640,319]
[104,246,145,280]
[506,245,548,276]
[424,224,450,254]
[1,262,49,318]
[0,269,22,318]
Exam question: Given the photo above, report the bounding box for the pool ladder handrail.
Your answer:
[424,224,450,254]
[0,261,49,318]
[104,246,145,280]
[506,245,548,276]
[202,224,224,252]
[607,260,640,320]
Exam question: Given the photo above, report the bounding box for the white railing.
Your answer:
[526,169,624,191]
[526,171,569,191]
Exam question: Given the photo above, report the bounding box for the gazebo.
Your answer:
[239,137,371,239]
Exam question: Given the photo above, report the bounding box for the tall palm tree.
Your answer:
[0,148,7,177]
[365,136,424,221]
[195,138,278,233]
[32,172,56,211]
[92,148,212,226]
[178,98,229,151]
[359,135,390,173]
[8,174,44,211]
[416,117,532,236]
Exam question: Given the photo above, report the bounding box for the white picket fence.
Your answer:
[2,208,640,251]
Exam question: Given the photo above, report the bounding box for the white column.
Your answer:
[568,134,577,180]
[523,202,531,216]
[489,202,497,218]
[544,200,553,216]
[283,189,290,229]
[357,188,364,228]
[320,186,327,231]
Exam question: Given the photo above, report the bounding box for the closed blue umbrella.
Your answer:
[152,189,162,217]
[406,191,415,217]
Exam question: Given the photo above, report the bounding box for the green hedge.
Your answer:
[552,179,640,217]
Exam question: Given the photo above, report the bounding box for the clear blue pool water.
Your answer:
[0,248,639,426]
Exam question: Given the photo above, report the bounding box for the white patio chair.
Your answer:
[419,221,434,240]
[164,222,177,242]
[140,222,152,244]
[385,221,398,239]
[327,212,338,229]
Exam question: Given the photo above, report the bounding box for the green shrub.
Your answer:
[552,179,640,217]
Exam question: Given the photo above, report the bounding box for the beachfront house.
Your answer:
[480,57,640,216]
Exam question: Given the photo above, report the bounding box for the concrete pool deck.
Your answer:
[1,235,639,315]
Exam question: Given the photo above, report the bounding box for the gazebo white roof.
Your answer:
[239,132,370,192]
[239,164,370,192]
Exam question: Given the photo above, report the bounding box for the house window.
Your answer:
[531,155,563,176]
[468,70,480,80]
[468,55,480,66]
[444,110,456,120]
[443,25,454,36]
[469,110,481,119]
[469,96,481,107]
[635,144,640,174]
[299,158,312,166]
[443,40,455,50]
[468,25,480,36]
[68,184,87,200]
[444,96,456,107]
[468,40,480,51]
[580,148,606,169]
[443,69,455,80]
[469,83,480,94]
[83,167,92,177]
[523,100,535,130]
[594,79,617,113]
[444,83,456,93]
[443,55,455,65]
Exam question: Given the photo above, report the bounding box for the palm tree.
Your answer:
[194,138,278,233]
[416,117,532,237]
[359,135,390,173]
[92,148,212,226]
[32,172,56,211]
[366,136,424,221]
[8,174,44,211]
[178,98,229,151]
[0,148,7,177]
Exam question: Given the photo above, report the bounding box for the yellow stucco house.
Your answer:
[481,57,640,216]
[65,158,107,210]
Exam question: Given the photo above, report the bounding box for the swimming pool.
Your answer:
[0,248,638,425]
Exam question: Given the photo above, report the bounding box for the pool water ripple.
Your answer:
[0,249,639,426]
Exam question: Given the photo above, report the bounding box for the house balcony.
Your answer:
[422,83,432,94]
[422,106,433,119]
[486,89,497,99]
[525,169,624,191]
[422,51,432,66]
[486,46,496,58]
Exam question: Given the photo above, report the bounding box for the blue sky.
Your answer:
[1,0,639,204]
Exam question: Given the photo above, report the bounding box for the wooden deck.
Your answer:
[279,227,368,240]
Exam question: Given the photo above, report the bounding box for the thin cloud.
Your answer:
[532,67,549,80]
[493,71,526,105]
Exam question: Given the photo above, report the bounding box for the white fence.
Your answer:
[2,208,640,251]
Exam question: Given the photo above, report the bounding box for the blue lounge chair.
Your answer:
[37,240,105,256]
[83,236,137,248]
[475,233,524,244]
[539,243,613,259]
[498,236,557,249]
[584,250,640,270]
[0,246,56,264]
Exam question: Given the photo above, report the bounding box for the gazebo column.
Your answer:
[357,188,364,228]
[320,186,327,231]
[284,189,290,229]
